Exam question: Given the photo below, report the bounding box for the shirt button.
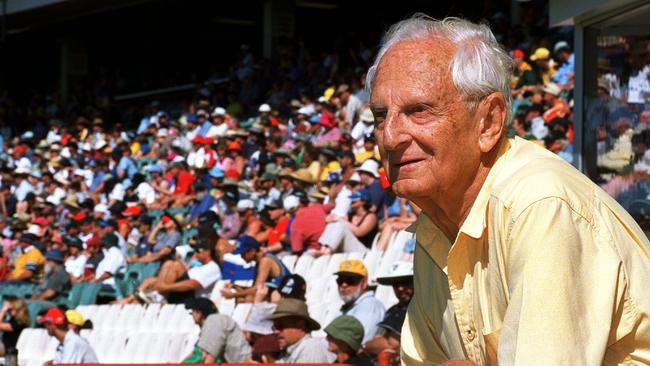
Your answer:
[467,329,476,341]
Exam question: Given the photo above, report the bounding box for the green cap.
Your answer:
[100,233,119,247]
[324,315,364,352]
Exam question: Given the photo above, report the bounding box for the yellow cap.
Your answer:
[336,259,368,277]
[530,47,550,61]
[65,309,85,327]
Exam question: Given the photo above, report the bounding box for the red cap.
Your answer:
[512,49,525,59]
[73,212,87,222]
[34,217,48,227]
[227,141,242,152]
[161,215,172,224]
[14,145,26,155]
[192,136,204,144]
[202,137,214,145]
[121,206,142,217]
[38,308,66,325]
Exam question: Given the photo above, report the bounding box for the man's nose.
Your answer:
[380,113,411,151]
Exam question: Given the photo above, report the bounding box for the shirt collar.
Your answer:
[457,138,512,239]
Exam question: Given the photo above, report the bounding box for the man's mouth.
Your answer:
[392,158,424,169]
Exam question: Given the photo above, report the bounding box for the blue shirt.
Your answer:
[198,121,213,137]
[551,54,574,86]
[89,171,105,192]
[366,180,389,214]
[116,156,137,179]
[189,195,216,222]
[341,291,386,343]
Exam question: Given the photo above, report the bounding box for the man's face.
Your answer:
[45,322,56,336]
[358,171,374,186]
[370,38,483,202]
[273,317,306,349]
[392,279,414,305]
[337,274,366,304]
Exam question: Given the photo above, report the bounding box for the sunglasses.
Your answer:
[336,276,362,286]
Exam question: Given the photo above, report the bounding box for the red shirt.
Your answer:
[268,216,290,247]
[289,203,332,253]
[174,170,195,195]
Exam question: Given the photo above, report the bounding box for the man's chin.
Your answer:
[391,179,425,198]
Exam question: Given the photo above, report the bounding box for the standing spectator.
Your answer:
[185,298,251,363]
[267,298,330,363]
[0,298,30,356]
[325,316,372,366]
[334,259,385,343]
[38,308,98,364]
[551,41,574,88]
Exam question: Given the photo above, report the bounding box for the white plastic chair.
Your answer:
[307,254,330,281]
[293,254,315,278]
[231,302,252,329]
[281,254,298,272]
[325,253,347,275]
[363,250,381,283]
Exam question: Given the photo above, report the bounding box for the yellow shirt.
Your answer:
[319,161,341,182]
[12,246,45,281]
[402,137,650,365]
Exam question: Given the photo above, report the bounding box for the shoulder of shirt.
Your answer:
[490,138,601,222]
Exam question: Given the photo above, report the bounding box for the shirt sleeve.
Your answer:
[499,197,630,365]
[188,263,221,289]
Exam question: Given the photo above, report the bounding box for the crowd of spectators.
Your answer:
[0,9,648,365]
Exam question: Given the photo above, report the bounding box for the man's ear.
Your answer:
[477,93,507,153]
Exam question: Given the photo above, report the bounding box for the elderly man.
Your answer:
[368,15,650,365]
[334,259,385,344]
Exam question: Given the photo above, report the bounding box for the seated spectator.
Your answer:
[63,236,87,283]
[221,235,290,303]
[376,197,418,253]
[356,159,389,217]
[262,199,289,254]
[334,259,385,343]
[215,189,241,240]
[92,233,126,290]
[6,233,44,283]
[325,315,373,366]
[184,298,251,363]
[126,215,154,259]
[288,192,330,254]
[32,249,71,302]
[81,236,103,281]
[129,240,221,304]
[38,308,98,364]
[318,189,377,254]
[364,262,412,357]
[189,183,216,224]
[266,298,330,363]
[132,215,181,263]
[0,298,30,356]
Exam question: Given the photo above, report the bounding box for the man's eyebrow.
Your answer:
[369,104,386,113]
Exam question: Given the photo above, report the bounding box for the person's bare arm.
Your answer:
[32,288,56,301]
[8,269,33,281]
[156,279,202,294]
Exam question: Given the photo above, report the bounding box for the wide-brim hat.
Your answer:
[266,298,320,331]
[290,168,316,184]
[377,261,414,285]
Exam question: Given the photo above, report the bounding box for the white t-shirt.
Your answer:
[65,254,88,279]
[136,182,156,204]
[205,123,229,138]
[109,183,125,201]
[53,331,98,364]
[95,246,126,287]
[188,260,221,298]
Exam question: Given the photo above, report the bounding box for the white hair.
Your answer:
[366,14,514,123]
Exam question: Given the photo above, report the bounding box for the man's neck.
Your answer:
[55,329,68,343]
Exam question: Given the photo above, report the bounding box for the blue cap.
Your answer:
[349,189,370,202]
[149,164,163,174]
[45,249,65,263]
[233,235,260,255]
[186,114,198,123]
[209,166,225,179]
[309,114,321,124]
[325,172,341,183]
